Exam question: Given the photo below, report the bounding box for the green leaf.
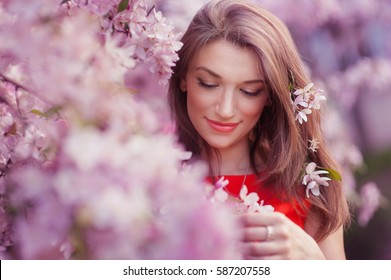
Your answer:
[117,0,129,13]
[30,106,62,118]
[289,82,295,92]
[30,109,45,117]
[323,168,342,181]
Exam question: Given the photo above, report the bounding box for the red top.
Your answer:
[207,174,310,229]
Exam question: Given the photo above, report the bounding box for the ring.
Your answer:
[265,225,273,241]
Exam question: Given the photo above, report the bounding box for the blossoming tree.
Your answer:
[0,0,239,259]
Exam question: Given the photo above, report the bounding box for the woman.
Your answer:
[168,0,350,259]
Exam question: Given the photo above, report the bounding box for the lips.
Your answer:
[206,118,239,133]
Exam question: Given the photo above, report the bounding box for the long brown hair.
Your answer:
[168,0,350,241]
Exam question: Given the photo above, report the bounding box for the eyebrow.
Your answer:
[195,66,265,84]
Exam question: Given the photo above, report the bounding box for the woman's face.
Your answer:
[182,39,269,154]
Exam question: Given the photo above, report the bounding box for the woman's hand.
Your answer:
[238,211,326,260]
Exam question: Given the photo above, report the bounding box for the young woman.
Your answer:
[168,0,350,259]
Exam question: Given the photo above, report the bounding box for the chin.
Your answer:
[204,140,233,151]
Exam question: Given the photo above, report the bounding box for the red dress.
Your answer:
[207,174,310,229]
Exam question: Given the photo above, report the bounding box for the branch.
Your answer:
[0,72,51,105]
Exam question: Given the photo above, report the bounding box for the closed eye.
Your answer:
[198,79,218,88]
[240,88,264,97]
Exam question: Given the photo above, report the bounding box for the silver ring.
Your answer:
[265,225,273,241]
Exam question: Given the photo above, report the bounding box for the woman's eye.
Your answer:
[241,88,263,97]
[198,79,217,88]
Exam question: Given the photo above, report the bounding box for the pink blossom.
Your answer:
[302,162,331,198]
[0,0,237,259]
[292,83,326,124]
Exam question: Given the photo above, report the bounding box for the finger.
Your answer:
[240,211,286,227]
[239,241,282,257]
[245,255,284,260]
[241,226,268,242]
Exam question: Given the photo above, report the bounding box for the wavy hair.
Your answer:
[168,0,350,241]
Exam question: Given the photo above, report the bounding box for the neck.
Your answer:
[204,145,250,176]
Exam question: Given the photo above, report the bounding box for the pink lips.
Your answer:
[206,118,239,133]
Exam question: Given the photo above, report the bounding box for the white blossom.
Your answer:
[302,162,331,198]
[292,83,326,124]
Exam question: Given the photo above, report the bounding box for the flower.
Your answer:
[292,83,326,124]
[239,185,260,207]
[205,180,274,213]
[308,138,320,153]
[215,176,229,189]
[302,162,331,198]
[206,176,229,203]
[239,185,274,213]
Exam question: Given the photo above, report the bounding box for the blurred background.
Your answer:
[159,0,391,259]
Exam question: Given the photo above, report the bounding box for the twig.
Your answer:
[0,73,31,93]
[0,72,51,105]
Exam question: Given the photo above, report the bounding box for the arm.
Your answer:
[239,211,345,260]
[304,213,346,259]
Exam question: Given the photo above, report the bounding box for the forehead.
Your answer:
[188,39,263,80]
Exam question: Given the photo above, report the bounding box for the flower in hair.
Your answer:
[302,162,331,198]
[291,83,326,124]
[308,138,320,153]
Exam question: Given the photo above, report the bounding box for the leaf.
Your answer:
[289,82,295,92]
[323,168,342,181]
[30,106,62,118]
[117,0,129,13]
[30,109,45,117]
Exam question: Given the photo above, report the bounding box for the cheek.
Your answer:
[241,97,268,120]
[186,89,213,116]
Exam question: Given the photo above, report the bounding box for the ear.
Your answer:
[180,78,187,92]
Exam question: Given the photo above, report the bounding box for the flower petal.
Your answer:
[244,192,260,205]
[304,83,314,92]
[311,186,320,196]
[306,162,317,173]
[215,188,228,202]
[239,185,248,200]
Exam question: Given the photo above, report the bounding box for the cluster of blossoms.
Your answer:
[206,177,274,214]
[0,0,238,259]
[63,0,183,85]
[302,162,331,198]
[291,82,327,124]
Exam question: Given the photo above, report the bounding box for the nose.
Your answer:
[215,88,236,119]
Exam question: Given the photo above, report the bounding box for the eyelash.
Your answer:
[198,79,263,97]
[198,80,217,88]
[240,89,263,97]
